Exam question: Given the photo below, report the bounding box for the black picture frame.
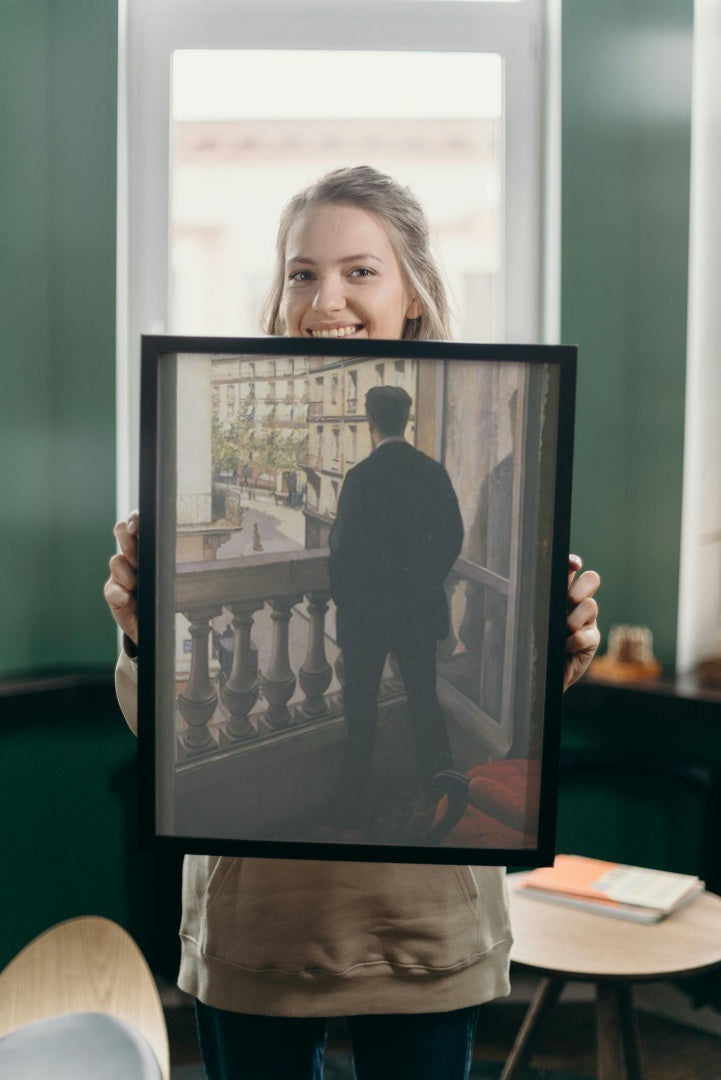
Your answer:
[137,335,576,866]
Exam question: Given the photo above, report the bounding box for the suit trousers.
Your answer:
[339,622,453,788]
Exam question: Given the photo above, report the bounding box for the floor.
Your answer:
[164,978,721,1079]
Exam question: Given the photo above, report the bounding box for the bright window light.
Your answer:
[170,50,503,341]
[172,50,502,121]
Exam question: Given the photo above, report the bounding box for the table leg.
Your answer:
[596,982,643,1080]
[500,976,565,1080]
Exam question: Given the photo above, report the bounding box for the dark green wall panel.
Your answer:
[0,0,118,676]
[0,2,55,671]
[0,684,183,976]
[562,0,693,668]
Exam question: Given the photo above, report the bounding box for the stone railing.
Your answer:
[174,549,368,760]
[171,547,414,835]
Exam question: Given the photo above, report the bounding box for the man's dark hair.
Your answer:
[365,386,412,437]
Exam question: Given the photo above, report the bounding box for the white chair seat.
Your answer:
[0,1011,162,1079]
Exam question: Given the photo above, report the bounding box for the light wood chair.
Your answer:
[0,915,169,1079]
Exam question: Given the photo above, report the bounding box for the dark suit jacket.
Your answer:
[328,440,464,647]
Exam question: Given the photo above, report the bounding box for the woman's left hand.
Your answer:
[564,555,601,691]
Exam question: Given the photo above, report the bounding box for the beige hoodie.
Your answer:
[116,651,512,1016]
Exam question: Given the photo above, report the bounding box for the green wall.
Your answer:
[0,0,118,676]
[562,0,693,669]
[0,0,134,973]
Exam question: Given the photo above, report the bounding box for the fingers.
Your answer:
[565,623,601,658]
[567,568,601,646]
[566,591,599,636]
[103,574,138,643]
[564,557,601,690]
[567,553,583,588]
[105,511,140,645]
[568,567,601,610]
[107,550,137,592]
[113,510,139,568]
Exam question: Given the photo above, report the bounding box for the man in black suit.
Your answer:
[328,385,464,819]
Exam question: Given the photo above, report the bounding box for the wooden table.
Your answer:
[503,873,721,1080]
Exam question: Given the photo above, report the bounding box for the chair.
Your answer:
[0,915,170,1079]
[427,759,541,847]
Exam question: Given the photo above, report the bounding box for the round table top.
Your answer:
[508,872,721,981]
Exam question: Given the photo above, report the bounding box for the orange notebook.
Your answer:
[516,855,704,923]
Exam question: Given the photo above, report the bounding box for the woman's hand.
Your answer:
[103,510,139,647]
[564,554,601,691]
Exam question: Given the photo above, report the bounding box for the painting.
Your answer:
[137,336,576,864]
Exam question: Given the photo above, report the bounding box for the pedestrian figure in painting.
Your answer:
[252,522,264,552]
[328,384,463,825]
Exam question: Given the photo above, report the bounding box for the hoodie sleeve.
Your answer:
[115,648,139,736]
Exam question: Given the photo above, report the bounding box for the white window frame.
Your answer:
[677,0,721,674]
[117,0,559,512]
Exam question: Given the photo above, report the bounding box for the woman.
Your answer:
[106,166,601,1080]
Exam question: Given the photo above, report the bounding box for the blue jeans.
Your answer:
[195,1000,481,1080]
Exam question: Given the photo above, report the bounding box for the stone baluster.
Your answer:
[261,596,302,729]
[177,607,220,753]
[221,602,262,741]
[299,591,333,716]
[386,651,406,693]
[334,649,345,698]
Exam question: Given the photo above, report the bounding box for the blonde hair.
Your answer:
[262,165,453,340]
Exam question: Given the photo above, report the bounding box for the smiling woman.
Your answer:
[263,167,451,342]
[283,205,419,340]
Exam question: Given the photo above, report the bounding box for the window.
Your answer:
[119,0,555,509]
[170,48,504,342]
[347,371,358,412]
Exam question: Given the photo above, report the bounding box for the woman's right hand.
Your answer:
[104,510,139,646]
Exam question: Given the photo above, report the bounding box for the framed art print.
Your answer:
[137,336,576,865]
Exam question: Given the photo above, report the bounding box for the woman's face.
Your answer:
[281,203,421,340]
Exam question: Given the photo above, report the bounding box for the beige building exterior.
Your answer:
[302,355,417,546]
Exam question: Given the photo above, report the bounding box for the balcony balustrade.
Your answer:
[175,550,339,757]
[163,544,500,839]
[176,562,422,846]
[170,548,418,834]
